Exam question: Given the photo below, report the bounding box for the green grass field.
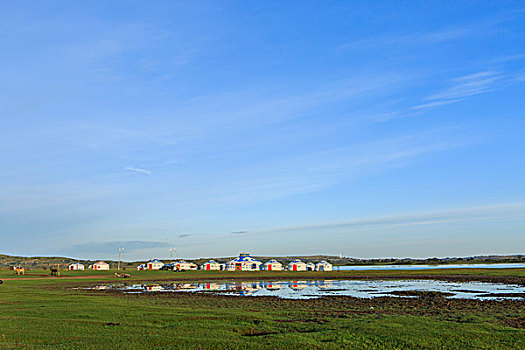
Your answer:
[0,268,524,349]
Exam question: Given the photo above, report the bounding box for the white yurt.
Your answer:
[174,260,193,271]
[263,259,283,271]
[136,264,146,270]
[92,261,110,270]
[306,262,316,271]
[201,260,221,271]
[147,259,165,270]
[68,262,85,271]
[226,253,263,271]
[286,259,307,271]
[315,260,333,271]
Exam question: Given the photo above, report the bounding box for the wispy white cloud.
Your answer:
[411,99,462,110]
[125,166,151,175]
[426,71,502,101]
[186,127,478,206]
[248,202,525,235]
[336,24,485,51]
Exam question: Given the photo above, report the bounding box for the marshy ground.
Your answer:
[0,268,524,349]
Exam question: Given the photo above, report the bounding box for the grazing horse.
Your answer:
[50,268,60,276]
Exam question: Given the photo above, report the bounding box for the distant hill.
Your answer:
[1,253,523,270]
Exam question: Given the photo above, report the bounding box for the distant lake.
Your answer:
[335,263,525,271]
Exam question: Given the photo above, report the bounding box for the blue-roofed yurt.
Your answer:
[263,259,282,271]
[226,253,262,271]
[286,259,307,271]
[147,259,165,270]
[201,260,221,271]
[306,262,316,271]
[68,262,84,271]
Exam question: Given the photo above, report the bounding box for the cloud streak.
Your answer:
[125,166,152,175]
[249,202,525,235]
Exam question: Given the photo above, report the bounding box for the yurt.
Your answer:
[68,262,85,271]
[136,263,146,270]
[315,260,333,271]
[201,260,221,271]
[92,261,110,270]
[286,259,307,271]
[263,259,283,271]
[226,252,263,271]
[174,260,193,271]
[147,259,165,270]
[306,262,316,271]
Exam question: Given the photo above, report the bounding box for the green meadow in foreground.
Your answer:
[0,268,524,349]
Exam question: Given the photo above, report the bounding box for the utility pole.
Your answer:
[118,247,124,270]
[170,246,176,261]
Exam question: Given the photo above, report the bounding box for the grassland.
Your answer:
[0,268,524,349]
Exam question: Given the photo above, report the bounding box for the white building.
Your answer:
[68,263,85,271]
[226,253,262,271]
[147,259,165,270]
[174,260,197,271]
[136,264,146,270]
[286,259,307,271]
[306,262,316,271]
[263,259,283,271]
[315,260,333,271]
[201,260,221,271]
[92,261,110,270]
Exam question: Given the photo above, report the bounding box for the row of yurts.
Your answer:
[139,252,333,271]
[68,253,333,271]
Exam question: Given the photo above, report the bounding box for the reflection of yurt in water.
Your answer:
[145,284,164,291]
[315,280,334,289]
[264,281,282,290]
[225,282,262,295]
[203,282,220,290]
[289,280,308,291]
[175,283,197,290]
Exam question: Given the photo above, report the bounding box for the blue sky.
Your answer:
[1,1,524,261]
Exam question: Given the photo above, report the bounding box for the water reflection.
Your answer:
[91,279,525,300]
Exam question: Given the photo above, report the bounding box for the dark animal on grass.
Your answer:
[115,273,131,278]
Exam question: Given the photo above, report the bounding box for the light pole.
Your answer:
[118,247,124,270]
[170,246,176,261]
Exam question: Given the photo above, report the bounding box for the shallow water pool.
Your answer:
[88,279,525,300]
